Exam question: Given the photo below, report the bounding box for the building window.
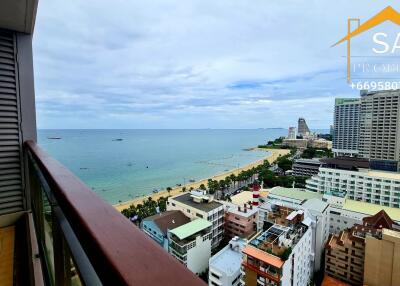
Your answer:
[196,213,203,218]
[187,209,191,213]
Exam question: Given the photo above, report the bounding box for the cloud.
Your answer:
[33,0,400,129]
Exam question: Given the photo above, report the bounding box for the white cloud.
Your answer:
[33,0,400,128]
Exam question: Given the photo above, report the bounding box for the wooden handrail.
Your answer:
[25,141,206,286]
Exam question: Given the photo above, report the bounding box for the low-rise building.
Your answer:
[282,138,308,150]
[208,237,245,286]
[242,207,313,286]
[141,210,190,250]
[167,190,224,248]
[292,158,321,177]
[224,202,258,239]
[309,138,332,149]
[325,210,400,285]
[306,157,400,208]
[168,218,212,275]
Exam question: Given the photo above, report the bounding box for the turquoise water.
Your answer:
[38,129,288,204]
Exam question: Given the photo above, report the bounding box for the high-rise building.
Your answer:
[287,127,296,139]
[298,118,311,137]
[333,98,360,156]
[223,202,258,240]
[358,90,400,171]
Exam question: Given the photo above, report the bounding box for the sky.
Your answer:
[33,1,400,129]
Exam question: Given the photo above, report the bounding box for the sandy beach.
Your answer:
[114,148,290,211]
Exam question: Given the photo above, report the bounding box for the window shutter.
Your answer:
[0,29,24,215]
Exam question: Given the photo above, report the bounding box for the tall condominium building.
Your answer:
[325,210,400,286]
[306,157,400,208]
[333,98,360,156]
[167,189,224,248]
[287,127,296,139]
[298,117,311,137]
[358,90,400,171]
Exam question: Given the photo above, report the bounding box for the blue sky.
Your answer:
[33,1,400,129]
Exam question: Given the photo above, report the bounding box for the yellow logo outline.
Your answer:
[333,6,400,83]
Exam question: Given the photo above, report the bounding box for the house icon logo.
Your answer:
[333,6,400,85]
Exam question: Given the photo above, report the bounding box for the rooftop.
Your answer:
[224,201,258,218]
[343,200,400,221]
[143,210,190,235]
[301,198,329,213]
[230,190,268,205]
[172,192,222,212]
[242,245,284,269]
[320,157,369,170]
[209,238,245,275]
[293,158,321,165]
[366,170,400,180]
[249,218,307,259]
[268,187,322,203]
[169,218,212,240]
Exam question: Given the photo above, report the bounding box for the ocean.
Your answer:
[38,129,288,204]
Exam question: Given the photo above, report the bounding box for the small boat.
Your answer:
[80,167,88,170]
[153,189,159,193]
[176,183,182,186]
[47,137,61,140]
[189,179,196,183]
[112,138,123,141]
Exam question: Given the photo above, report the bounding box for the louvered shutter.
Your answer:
[0,29,24,215]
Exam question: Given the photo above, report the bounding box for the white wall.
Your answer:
[187,234,211,275]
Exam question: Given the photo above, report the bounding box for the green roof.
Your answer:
[343,200,400,221]
[268,187,323,202]
[169,219,212,240]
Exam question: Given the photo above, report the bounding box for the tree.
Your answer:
[166,187,172,196]
[277,157,292,174]
[199,183,206,190]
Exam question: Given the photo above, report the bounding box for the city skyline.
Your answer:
[33,1,400,129]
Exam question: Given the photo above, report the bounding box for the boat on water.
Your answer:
[112,138,123,141]
[153,189,159,193]
[189,179,196,183]
[47,137,61,140]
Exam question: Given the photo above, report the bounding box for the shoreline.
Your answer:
[114,148,290,211]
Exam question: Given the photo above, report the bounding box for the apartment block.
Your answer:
[168,218,212,275]
[325,210,399,285]
[333,98,360,156]
[364,228,400,286]
[242,207,313,286]
[287,127,296,139]
[224,202,258,240]
[208,237,245,286]
[259,188,329,272]
[141,210,190,250]
[359,90,400,171]
[167,189,224,248]
[306,157,400,208]
[292,158,322,177]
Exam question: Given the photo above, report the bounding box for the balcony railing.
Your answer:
[25,141,205,286]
